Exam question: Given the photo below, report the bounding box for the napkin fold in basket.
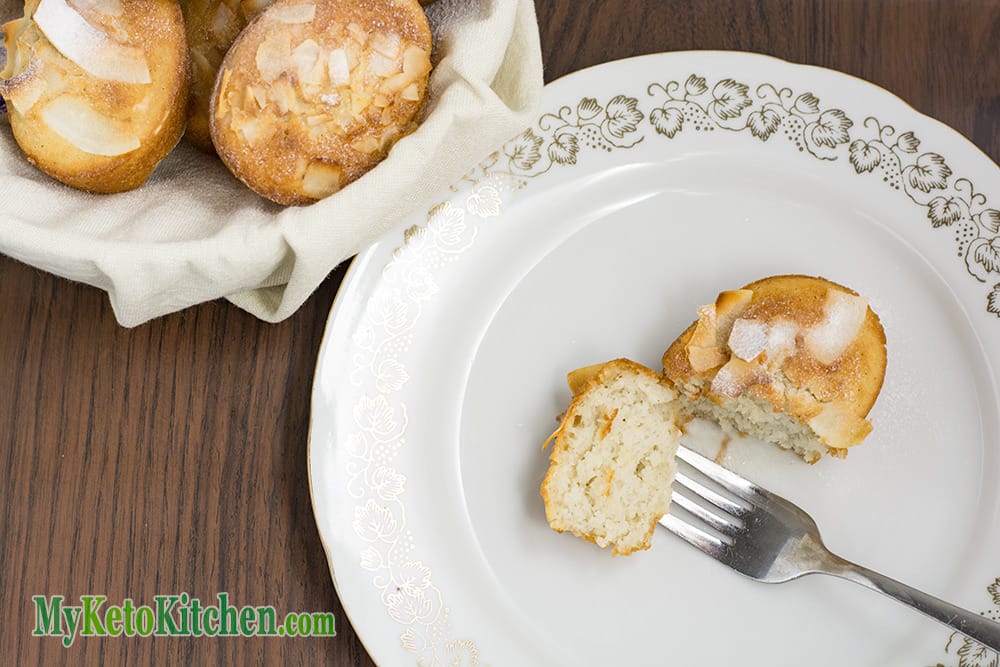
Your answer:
[0,0,543,326]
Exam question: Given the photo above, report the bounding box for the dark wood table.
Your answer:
[2,1,998,664]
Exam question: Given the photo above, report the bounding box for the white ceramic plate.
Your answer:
[309,52,1000,667]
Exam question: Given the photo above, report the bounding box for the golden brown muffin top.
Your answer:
[662,275,887,449]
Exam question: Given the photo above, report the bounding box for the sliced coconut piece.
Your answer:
[268,3,314,23]
[686,304,717,349]
[401,44,429,77]
[269,76,299,114]
[566,362,608,395]
[41,95,141,155]
[351,134,379,153]
[379,71,410,94]
[713,289,753,344]
[710,357,768,398]
[809,401,872,446]
[350,90,370,114]
[246,84,268,109]
[400,82,420,101]
[235,112,273,145]
[1,63,47,114]
[346,22,367,44]
[804,290,869,365]
[215,67,233,116]
[189,46,215,84]
[377,126,399,149]
[763,319,798,367]
[33,0,151,83]
[327,47,349,85]
[728,318,769,362]
[69,0,123,17]
[688,346,728,373]
[301,160,342,198]
[255,31,291,83]
[209,2,240,43]
[368,51,398,77]
[1,19,29,80]
[292,38,323,85]
[373,32,399,59]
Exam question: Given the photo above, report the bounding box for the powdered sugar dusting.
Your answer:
[764,319,798,366]
[711,364,741,397]
[804,290,869,364]
[710,358,764,398]
[728,318,768,361]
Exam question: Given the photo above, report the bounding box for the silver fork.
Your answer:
[659,443,1000,651]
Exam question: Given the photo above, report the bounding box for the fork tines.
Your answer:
[675,444,762,503]
[659,444,757,556]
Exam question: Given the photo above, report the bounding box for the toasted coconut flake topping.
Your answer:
[41,95,141,155]
[711,357,769,397]
[34,0,151,83]
[804,290,869,365]
[728,318,769,362]
[268,3,315,23]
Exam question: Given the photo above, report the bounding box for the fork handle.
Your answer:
[824,554,1000,651]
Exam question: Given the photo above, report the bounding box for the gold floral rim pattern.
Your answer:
[459,74,1000,318]
[343,72,999,666]
[941,578,1000,667]
[347,190,497,666]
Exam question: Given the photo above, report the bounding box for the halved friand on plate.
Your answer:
[540,272,888,560]
[309,52,1000,666]
[662,274,888,463]
[541,359,681,556]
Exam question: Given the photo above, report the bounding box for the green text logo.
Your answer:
[32,594,336,646]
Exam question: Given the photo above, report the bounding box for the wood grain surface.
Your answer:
[1,1,998,665]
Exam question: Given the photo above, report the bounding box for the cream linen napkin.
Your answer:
[0,0,542,326]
